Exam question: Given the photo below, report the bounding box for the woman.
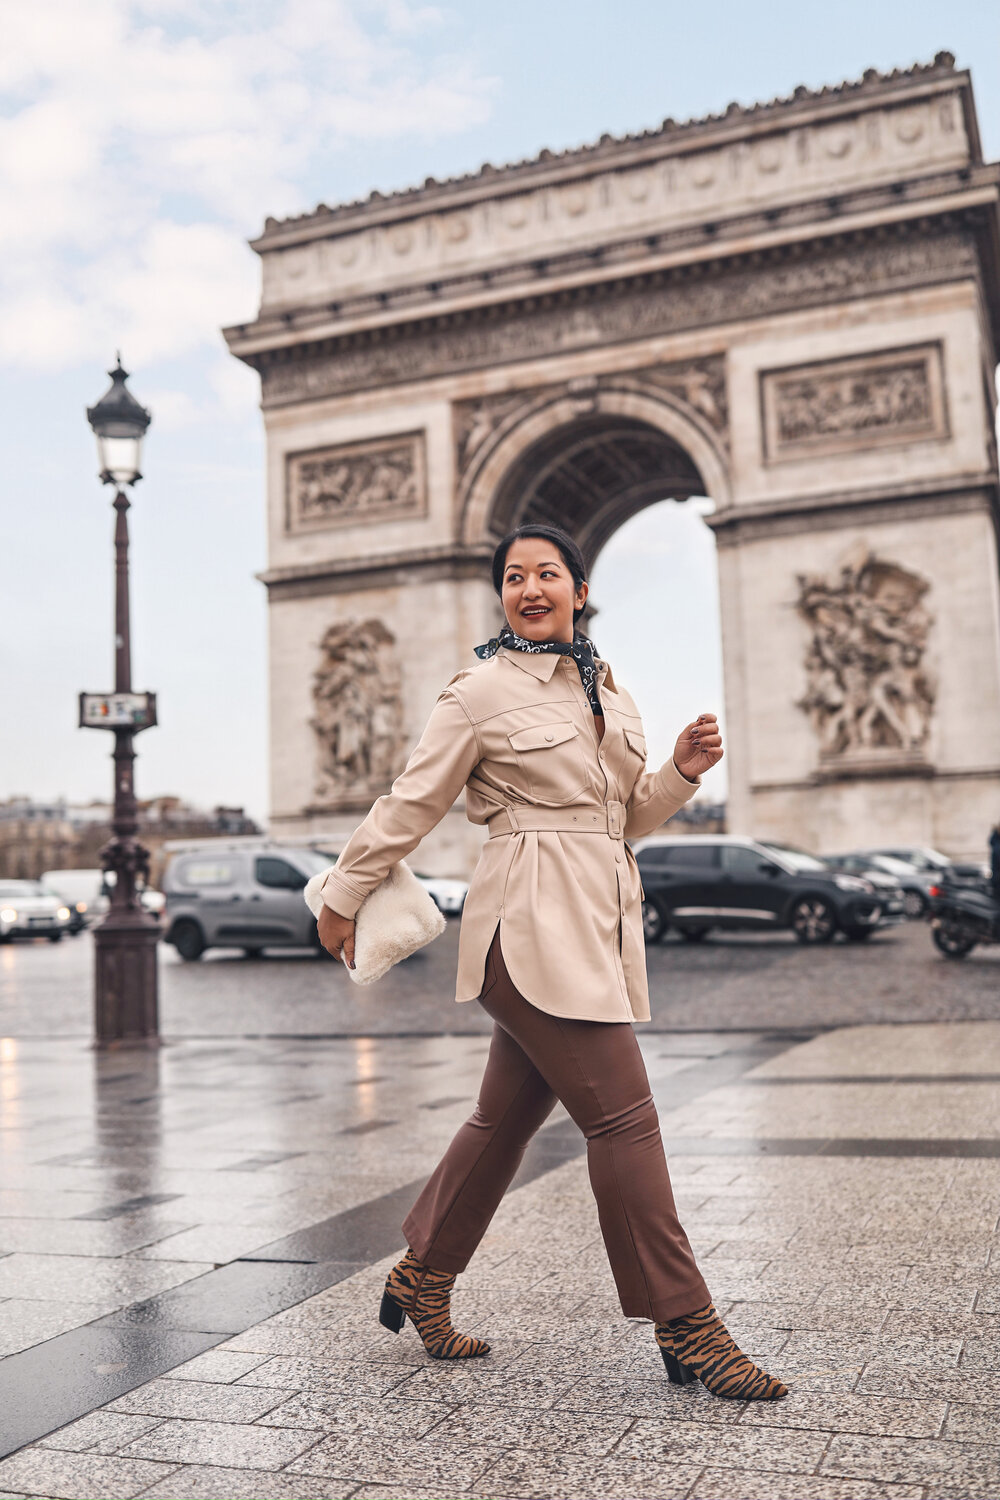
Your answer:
[318,523,787,1402]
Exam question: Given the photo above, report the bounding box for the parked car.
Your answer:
[41,868,164,930]
[161,840,340,959]
[856,845,989,887]
[0,880,72,943]
[820,852,927,918]
[412,873,468,916]
[632,835,889,945]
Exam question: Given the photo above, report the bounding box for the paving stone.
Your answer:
[107,1377,290,1422]
[0,1300,113,1357]
[161,1350,272,1384]
[37,1412,163,1455]
[740,1390,947,1437]
[550,1374,746,1422]
[688,1468,925,1499]
[258,1391,455,1439]
[821,1432,1000,1493]
[0,1450,177,1499]
[472,1450,703,1499]
[237,1354,417,1397]
[127,1225,280,1263]
[286,1435,500,1489]
[117,1420,322,1470]
[0,1254,210,1304]
[617,1417,830,1473]
[428,1404,634,1456]
[138,1464,356,1498]
[856,1365,1000,1403]
[940,1402,1000,1444]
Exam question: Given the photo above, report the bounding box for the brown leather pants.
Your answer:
[402,925,711,1322]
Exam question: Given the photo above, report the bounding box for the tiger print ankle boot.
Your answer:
[379,1248,490,1360]
[655,1303,787,1401]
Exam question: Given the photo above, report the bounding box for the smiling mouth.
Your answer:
[521,607,551,617]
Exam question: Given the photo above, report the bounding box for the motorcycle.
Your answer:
[929,878,1000,959]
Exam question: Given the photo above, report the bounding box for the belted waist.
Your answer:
[487,801,627,840]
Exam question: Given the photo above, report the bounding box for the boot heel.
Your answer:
[661,1348,697,1385]
[379,1289,406,1333]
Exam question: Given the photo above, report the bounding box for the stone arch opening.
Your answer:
[488,414,706,564]
[459,381,729,561]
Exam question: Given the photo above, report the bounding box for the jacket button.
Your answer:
[544,733,554,742]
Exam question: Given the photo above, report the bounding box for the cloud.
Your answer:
[0,0,497,373]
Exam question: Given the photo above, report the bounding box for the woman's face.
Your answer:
[501,536,588,644]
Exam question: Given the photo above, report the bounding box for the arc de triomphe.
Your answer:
[226,55,1000,871]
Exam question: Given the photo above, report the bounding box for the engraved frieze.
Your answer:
[260,232,975,407]
[312,620,404,802]
[286,433,426,532]
[796,547,936,763]
[762,344,947,461]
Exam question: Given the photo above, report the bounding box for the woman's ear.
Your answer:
[576,580,589,613]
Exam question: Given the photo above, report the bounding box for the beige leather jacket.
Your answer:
[321,645,700,1022]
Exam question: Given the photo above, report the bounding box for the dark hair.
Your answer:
[491,524,589,625]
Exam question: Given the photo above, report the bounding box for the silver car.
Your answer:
[161,842,336,960]
[0,880,72,942]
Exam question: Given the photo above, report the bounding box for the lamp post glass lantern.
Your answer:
[86,354,150,487]
[83,356,160,1047]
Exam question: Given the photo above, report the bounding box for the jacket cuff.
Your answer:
[665,757,702,800]
[321,870,365,920]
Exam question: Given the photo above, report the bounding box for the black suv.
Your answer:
[634,836,885,945]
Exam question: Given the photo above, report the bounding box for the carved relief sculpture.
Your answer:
[312,620,404,801]
[762,344,947,461]
[796,547,936,762]
[287,433,426,532]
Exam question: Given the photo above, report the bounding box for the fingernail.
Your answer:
[348,960,356,970]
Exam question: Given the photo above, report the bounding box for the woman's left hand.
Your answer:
[673,713,724,781]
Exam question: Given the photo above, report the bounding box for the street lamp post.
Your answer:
[82,357,160,1047]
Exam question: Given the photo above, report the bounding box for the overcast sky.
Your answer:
[2,0,998,822]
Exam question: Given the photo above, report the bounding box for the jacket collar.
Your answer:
[497,645,618,695]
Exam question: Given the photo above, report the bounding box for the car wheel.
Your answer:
[242,948,263,959]
[902,890,928,919]
[791,897,836,944]
[173,920,206,962]
[48,933,63,944]
[677,925,710,943]
[641,900,665,944]
[932,921,977,959]
[843,926,875,942]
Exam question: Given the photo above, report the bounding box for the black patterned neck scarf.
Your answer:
[474,623,604,716]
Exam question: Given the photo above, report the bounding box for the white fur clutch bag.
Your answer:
[303,861,447,985]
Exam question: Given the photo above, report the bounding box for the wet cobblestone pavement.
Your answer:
[1,919,998,1039]
[0,930,998,1496]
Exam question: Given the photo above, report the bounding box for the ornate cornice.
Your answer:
[248,225,980,407]
[706,473,999,545]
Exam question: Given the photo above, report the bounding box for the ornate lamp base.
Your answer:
[93,911,161,1047]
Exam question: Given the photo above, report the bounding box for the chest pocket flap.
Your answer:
[508,721,579,752]
[624,728,647,761]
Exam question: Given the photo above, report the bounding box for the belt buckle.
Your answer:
[606,800,625,840]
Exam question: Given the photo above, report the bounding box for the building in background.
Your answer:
[0,798,260,883]
[226,55,1000,872]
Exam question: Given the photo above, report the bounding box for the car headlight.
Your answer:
[0,907,16,923]
[833,875,872,893]
[57,907,71,920]
[76,901,88,913]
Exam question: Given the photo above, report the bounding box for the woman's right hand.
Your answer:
[317,905,356,968]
